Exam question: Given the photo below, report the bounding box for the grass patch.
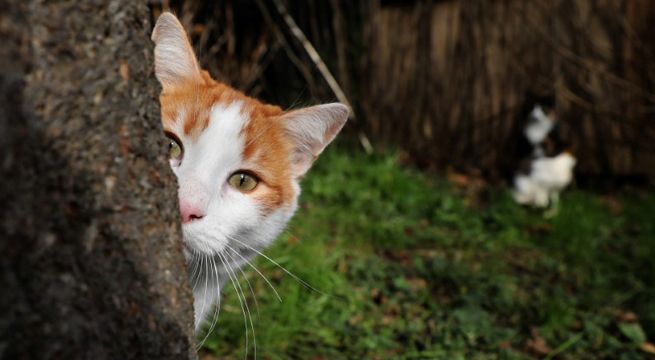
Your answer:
[202,146,655,359]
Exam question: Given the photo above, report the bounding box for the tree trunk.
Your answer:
[0,1,196,359]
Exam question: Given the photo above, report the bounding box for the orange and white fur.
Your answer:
[151,13,348,332]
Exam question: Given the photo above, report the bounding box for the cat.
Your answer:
[513,104,576,209]
[151,12,348,332]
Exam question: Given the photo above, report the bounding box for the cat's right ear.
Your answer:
[151,12,202,89]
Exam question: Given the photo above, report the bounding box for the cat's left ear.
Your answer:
[281,103,349,178]
[151,12,202,89]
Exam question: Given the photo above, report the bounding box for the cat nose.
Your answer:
[179,199,206,223]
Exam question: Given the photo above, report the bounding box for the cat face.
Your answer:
[152,13,348,262]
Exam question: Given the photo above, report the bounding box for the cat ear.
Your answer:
[281,103,349,178]
[151,12,202,88]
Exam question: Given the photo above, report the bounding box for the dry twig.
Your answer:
[266,0,373,154]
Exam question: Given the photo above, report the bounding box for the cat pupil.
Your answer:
[239,174,246,186]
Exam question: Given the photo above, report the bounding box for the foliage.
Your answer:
[202,145,655,359]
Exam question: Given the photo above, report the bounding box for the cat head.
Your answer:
[151,13,348,259]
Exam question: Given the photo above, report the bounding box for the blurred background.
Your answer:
[153,0,655,358]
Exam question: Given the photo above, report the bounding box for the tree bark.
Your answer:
[0,1,196,359]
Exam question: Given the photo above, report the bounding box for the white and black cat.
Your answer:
[512,102,576,209]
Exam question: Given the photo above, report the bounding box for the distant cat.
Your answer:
[513,104,575,209]
[151,13,348,332]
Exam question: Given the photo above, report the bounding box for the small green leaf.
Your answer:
[618,323,646,345]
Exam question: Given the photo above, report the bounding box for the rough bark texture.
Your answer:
[0,1,196,359]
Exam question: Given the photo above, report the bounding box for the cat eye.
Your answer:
[165,132,183,162]
[228,172,258,192]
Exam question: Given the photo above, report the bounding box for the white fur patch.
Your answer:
[524,105,555,149]
[171,102,300,331]
[513,153,576,208]
[177,102,251,254]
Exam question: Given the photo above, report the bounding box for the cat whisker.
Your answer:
[286,86,308,111]
[192,250,207,291]
[224,247,261,318]
[218,251,255,360]
[196,255,222,350]
[216,252,248,355]
[189,251,202,291]
[225,243,282,303]
[225,233,331,298]
[274,228,347,302]
[208,255,223,330]
[226,251,258,360]
[198,255,209,326]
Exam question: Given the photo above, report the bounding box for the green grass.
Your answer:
[202,146,655,359]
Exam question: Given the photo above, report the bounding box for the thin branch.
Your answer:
[269,0,354,115]
[255,0,319,97]
[266,0,373,154]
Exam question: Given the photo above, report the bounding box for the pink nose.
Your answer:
[179,200,206,224]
